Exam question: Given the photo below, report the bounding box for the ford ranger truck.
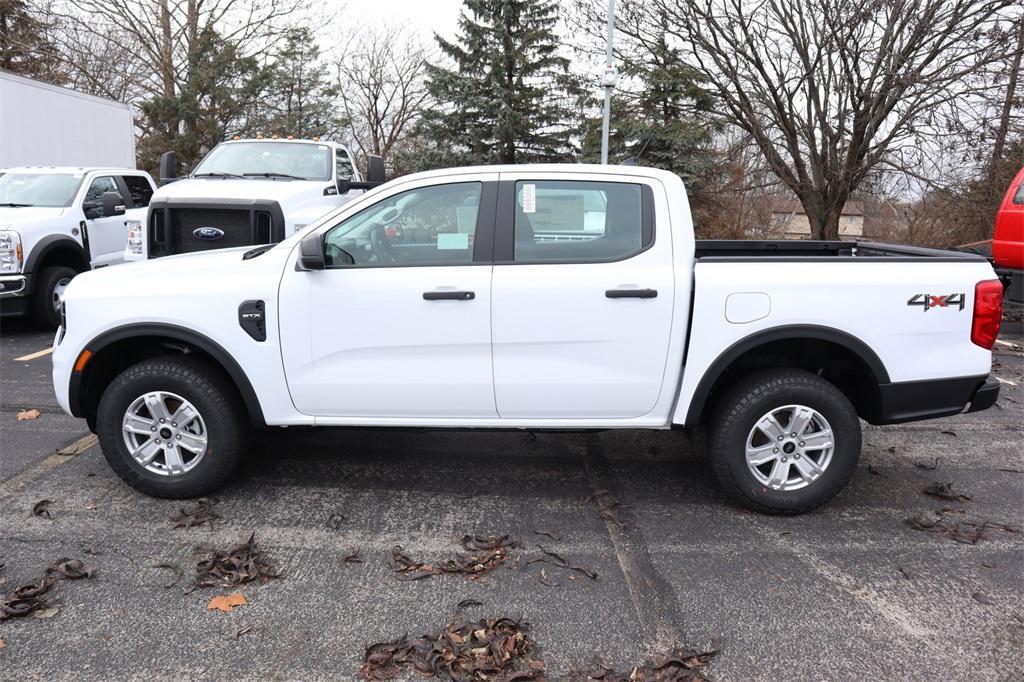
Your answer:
[0,166,156,328]
[127,138,383,259]
[52,165,1003,514]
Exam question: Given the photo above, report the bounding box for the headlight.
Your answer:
[0,231,22,274]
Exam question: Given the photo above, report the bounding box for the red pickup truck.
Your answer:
[994,166,1024,301]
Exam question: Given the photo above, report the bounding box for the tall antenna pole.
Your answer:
[600,0,617,165]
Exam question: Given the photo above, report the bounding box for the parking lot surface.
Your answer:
[1,308,1022,680]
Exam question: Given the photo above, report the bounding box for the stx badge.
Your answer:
[907,293,965,311]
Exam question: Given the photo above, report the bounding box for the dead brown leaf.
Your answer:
[923,481,971,502]
[914,457,941,471]
[207,592,247,613]
[170,501,221,529]
[16,409,40,421]
[341,549,363,566]
[47,558,94,579]
[194,533,280,588]
[31,500,52,519]
[32,606,59,619]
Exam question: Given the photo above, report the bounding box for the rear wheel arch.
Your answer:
[70,324,266,430]
[684,325,890,427]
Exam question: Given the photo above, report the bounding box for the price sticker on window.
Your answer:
[521,183,536,213]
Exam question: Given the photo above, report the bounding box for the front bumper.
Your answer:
[0,274,27,298]
[874,374,999,424]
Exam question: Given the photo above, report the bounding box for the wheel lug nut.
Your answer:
[773,447,779,453]
[150,426,156,432]
[795,454,801,459]
[781,457,788,462]
[155,439,161,444]
[799,441,805,447]
[777,435,784,441]
[172,422,177,427]
[176,435,181,440]
[790,432,796,437]
[159,418,165,423]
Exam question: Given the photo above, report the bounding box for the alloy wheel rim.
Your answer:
[745,404,834,491]
[121,391,208,476]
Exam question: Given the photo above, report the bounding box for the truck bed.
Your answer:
[694,240,988,262]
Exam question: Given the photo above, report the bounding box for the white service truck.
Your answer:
[127,138,383,260]
[0,167,157,327]
[0,70,136,168]
[52,165,1004,513]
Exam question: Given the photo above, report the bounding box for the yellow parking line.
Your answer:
[13,346,53,362]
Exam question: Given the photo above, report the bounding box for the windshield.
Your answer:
[0,173,82,207]
[193,142,333,181]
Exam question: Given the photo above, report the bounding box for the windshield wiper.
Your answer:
[242,172,308,180]
[193,172,244,179]
[0,202,33,207]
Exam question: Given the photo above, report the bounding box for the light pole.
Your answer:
[599,0,617,165]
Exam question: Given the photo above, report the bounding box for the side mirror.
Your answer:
[296,232,325,271]
[336,177,350,195]
[101,191,126,217]
[159,151,177,185]
[366,155,385,184]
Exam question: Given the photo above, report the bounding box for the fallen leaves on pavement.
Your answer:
[360,616,544,681]
[971,591,997,606]
[48,558,94,579]
[0,557,95,620]
[525,546,598,581]
[923,482,972,502]
[914,458,941,471]
[390,534,518,581]
[194,533,280,588]
[31,500,52,519]
[16,408,40,421]
[586,489,629,528]
[170,501,221,529]
[572,647,718,681]
[907,511,1021,544]
[207,592,247,613]
[341,549,363,566]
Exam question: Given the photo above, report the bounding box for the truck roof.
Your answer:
[221,138,353,151]
[0,166,144,174]
[388,163,685,185]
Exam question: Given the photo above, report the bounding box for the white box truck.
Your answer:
[0,70,136,168]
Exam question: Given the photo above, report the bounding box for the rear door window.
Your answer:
[512,180,650,263]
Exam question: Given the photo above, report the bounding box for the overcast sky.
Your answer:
[329,0,466,41]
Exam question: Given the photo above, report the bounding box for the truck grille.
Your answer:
[148,201,284,257]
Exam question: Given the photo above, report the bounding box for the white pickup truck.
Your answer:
[0,166,157,327]
[52,165,1004,513]
[127,138,382,259]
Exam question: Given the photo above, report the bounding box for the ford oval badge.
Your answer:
[193,226,224,241]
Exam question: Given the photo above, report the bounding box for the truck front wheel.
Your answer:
[96,356,247,498]
[30,265,76,329]
[707,369,861,515]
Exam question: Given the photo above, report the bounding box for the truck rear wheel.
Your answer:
[707,369,861,515]
[96,356,247,498]
[30,265,76,330]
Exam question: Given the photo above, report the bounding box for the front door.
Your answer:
[490,174,676,419]
[279,175,498,418]
[81,175,128,267]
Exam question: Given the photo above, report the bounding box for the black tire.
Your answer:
[96,356,247,498]
[708,369,861,515]
[30,265,77,329]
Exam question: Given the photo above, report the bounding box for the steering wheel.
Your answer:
[369,225,397,263]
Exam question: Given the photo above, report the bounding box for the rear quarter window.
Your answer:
[122,175,155,208]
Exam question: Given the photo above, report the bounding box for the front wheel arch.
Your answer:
[71,324,266,429]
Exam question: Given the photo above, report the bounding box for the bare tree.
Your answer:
[334,25,430,171]
[650,0,1016,239]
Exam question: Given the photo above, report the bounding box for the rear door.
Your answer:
[490,172,676,419]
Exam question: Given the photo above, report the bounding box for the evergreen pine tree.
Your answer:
[416,0,576,168]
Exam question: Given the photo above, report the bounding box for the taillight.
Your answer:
[971,279,1003,349]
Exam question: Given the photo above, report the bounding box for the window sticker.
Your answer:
[437,232,470,250]
[521,183,536,213]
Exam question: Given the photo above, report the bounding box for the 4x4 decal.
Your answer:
[907,293,965,311]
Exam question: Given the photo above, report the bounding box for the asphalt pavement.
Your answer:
[0,307,1021,680]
